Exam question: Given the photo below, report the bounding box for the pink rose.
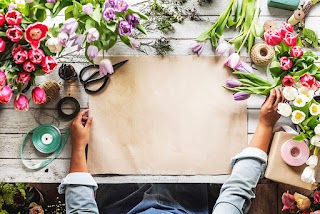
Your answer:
[13,50,28,64]
[14,94,29,111]
[280,56,292,71]
[290,46,304,58]
[5,10,22,25]
[282,75,294,87]
[0,86,13,104]
[283,32,297,47]
[0,38,5,52]
[11,45,24,56]
[23,61,36,73]
[6,25,23,42]
[32,86,46,104]
[28,49,44,64]
[0,71,6,87]
[16,71,31,84]
[300,74,316,88]
[41,56,57,74]
[280,22,293,37]
[264,30,282,46]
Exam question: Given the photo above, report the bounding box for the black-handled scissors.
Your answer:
[79,60,128,94]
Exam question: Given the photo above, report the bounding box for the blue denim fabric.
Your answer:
[59,147,267,214]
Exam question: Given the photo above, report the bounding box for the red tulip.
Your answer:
[11,45,24,56]
[32,86,46,104]
[41,56,57,74]
[281,191,295,211]
[314,191,320,204]
[290,46,304,58]
[280,56,292,71]
[282,75,294,87]
[6,25,23,42]
[0,71,6,87]
[280,22,293,37]
[16,71,31,84]
[283,32,297,47]
[5,10,22,25]
[0,13,5,27]
[13,50,28,64]
[23,61,36,73]
[14,94,29,111]
[264,30,282,46]
[0,38,6,52]
[0,86,13,104]
[300,74,316,88]
[25,22,48,49]
[28,49,44,64]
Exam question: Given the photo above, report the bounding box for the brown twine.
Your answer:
[41,80,60,103]
[250,42,275,66]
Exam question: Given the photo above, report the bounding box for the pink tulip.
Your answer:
[14,94,29,111]
[282,75,294,87]
[282,191,295,211]
[280,22,293,37]
[0,38,6,53]
[314,191,320,204]
[13,50,28,64]
[11,45,24,56]
[0,71,6,87]
[290,46,304,58]
[283,32,297,47]
[41,56,58,74]
[23,61,36,73]
[0,86,13,104]
[0,13,5,27]
[280,56,292,71]
[5,10,22,25]
[300,74,316,88]
[32,86,46,104]
[28,49,44,64]
[216,42,230,56]
[99,59,114,75]
[16,71,31,84]
[264,30,282,46]
[6,25,23,43]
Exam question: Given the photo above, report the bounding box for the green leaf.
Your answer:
[91,4,102,25]
[45,3,54,9]
[32,3,47,10]
[119,35,132,47]
[236,0,247,28]
[85,18,96,31]
[136,24,147,35]
[65,5,73,20]
[72,1,83,18]
[293,133,307,142]
[35,9,47,22]
[34,70,45,76]
[51,0,73,18]
[252,24,264,37]
[303,28,318,47]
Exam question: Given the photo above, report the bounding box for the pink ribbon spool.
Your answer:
[281,139,310,166]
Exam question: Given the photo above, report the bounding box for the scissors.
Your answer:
[79,60,128,94]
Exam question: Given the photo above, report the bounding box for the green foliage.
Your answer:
[302,28,319,48]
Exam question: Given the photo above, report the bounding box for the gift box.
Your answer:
[265,131,319,190]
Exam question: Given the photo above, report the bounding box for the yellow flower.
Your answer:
[294,192,311,211]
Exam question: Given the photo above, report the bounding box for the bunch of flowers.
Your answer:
[0,7,55,111]
[281,190,320,214]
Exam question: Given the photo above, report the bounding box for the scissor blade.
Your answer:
[113,60,128,70]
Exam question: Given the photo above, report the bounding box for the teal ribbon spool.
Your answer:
[21,125,70,170]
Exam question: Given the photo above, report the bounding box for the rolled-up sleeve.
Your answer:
[58,173,99,214]
[213,147,268,214]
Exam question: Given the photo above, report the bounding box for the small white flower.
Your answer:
[293,94,308,107]
[291,110,306,124]
[283,87,298,101]
[315,124,320,135]
[298,86,314,102]
[311,135,320,147]
[306,155,318,168]
[301,166,316,184]
[45,38,62,53]
[310,103,320,116]
[277,103,292,117]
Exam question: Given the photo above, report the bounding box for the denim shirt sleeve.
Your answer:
[58,173,99,214]
[212,147,268,214]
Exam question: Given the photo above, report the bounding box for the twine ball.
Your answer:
[41,81,60,103]
[263,20,278,32]
[250,43,275,66]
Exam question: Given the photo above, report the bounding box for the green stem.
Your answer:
[314,147,319,156]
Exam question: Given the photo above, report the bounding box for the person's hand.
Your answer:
[259,87,283,129]
[70,109,93,152]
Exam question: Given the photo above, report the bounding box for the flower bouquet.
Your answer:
[281,190,320,214]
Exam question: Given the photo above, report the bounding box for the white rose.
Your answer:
[277,103,292,117]
[293,94,308,107]
[310,103,320,116]
[298,87,314,102]
[315,124,320,135]
[301,166,316,184]
[283,86,298,101]
[306,155,318,168]
[291,110,306,124]
[311,135,320,147]
[45,38,62,53]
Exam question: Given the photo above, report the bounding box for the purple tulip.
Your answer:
[233,92,250,101]
[115,0,128,12]
[87,28,99,43]
[226,79,242,88]
[236,61,253,73]
[8,3,17,11]
[99,59,114,75]
[191,42,204,55]
[126,14,140,28]
[83,3,93,15]
[57,32,68,47]
[118,20,132,36]
[87,45,99,60]
[225,53,241,69]
[129,37,140,49]
[61,18,78,35]
[103,8,116,21]
[216,42,230,56]
[71,34,84,51]
[46,0,56,3]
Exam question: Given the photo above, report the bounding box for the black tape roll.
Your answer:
[57,97,80,120]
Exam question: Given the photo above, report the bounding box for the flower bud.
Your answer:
[0,86,12,104]
[280,22,293,37]
[82,3,93,15]
[306,155,318,168]
[280,56,292,71]
[282,75,294,87]
[32,86,46,104]
[264,30,282,46]
[87,28,100,43]
[99,59,114,75]
[14,94,29,111]
[45,38,62,53]
[216,42,230,56]
[87,45,99,60]
[226,79,242,88]
[16,71,31,84]
[233,92,250,101]
[5,10,22,25]
[23,61,36,73]
[284,32,297,47]
[61,18,78,35]
[191,42,204,56]
[225,53,240,70]
[129,37,140,49]
[290,46,304,58]
[301,166,316,184]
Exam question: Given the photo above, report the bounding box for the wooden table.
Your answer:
[0,0,315,183]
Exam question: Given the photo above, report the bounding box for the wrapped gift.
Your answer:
[265,131,319,190]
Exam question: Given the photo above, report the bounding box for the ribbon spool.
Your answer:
[288,9,305,25]
[21,125,69,170]
[250,43,275,66]
[59,64,78,83]
[281,139,310,166]
[41,80,60,103]
[57,97,80,120]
